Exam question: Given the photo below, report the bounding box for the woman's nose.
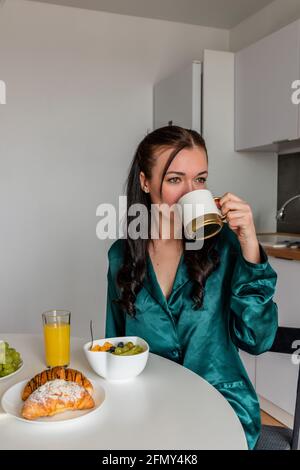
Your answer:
[185,180,195,193]
[178,182,193,200]
[179,180,204,200]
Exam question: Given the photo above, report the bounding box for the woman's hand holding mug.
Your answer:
[218,192,261,264]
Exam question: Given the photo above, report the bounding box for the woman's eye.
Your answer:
[196,177,207,184]
[167,176,207,184]
[167,177,181,184]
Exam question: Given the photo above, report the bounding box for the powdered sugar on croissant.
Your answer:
[22,367,93,401]
[22,379,95,420]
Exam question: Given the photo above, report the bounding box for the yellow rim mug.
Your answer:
[177,189,227,241]
[191,197,227,240]
[42,310,71,368]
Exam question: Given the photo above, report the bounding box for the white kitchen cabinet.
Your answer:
[235,20,300,151]
[256,256,300,426]
[239,350,256,387]
[268,256,300,327]
[153,61,202,133]
[256,352,298,417]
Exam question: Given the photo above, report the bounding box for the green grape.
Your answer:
[11,351,19,363]
[5,354,13,365]
[113,347,123,355]
[0,342,22,374]
[2,366,14,375]
[120,345,143,355]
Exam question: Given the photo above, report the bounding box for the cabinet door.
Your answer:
[235,20,300,151]
[239,350,256,387]
[256,257,300,416]
[256,352,298,416]
[153,61,202,133]
[268,257,300,326]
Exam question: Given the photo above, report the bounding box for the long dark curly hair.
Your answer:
[113,125,221,317]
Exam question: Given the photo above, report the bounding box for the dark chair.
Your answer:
[255,327,300,450]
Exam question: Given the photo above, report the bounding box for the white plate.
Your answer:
[1,378,105,424]
[0,361,24,382]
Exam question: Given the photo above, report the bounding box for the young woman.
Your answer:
[105,125,278,450]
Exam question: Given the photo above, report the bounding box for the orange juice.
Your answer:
[43,323,70,367]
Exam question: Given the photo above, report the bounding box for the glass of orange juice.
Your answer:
[42,310,71,367]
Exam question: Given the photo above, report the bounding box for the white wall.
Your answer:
[0,0,229,336]
[230,0,300,51]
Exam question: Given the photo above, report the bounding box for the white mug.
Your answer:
[177,189,226,240]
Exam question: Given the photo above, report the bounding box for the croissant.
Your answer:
[22,367,93,401]
[22,379,95,420]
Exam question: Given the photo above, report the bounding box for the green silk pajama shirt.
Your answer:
[105,223,278,449]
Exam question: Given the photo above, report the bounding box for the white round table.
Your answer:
[0,334,247,450]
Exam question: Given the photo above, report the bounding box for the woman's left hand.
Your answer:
[218,192,261,264]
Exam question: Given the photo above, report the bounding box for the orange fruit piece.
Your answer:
[91,341,113,352]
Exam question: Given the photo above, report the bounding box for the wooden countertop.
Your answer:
[262,246,300,261]
[257,232,300,261]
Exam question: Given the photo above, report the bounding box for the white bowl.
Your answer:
[83,336,149,381]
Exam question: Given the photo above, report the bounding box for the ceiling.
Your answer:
[27,0,275,29]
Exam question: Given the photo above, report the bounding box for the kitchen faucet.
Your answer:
[276,194,300,220]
